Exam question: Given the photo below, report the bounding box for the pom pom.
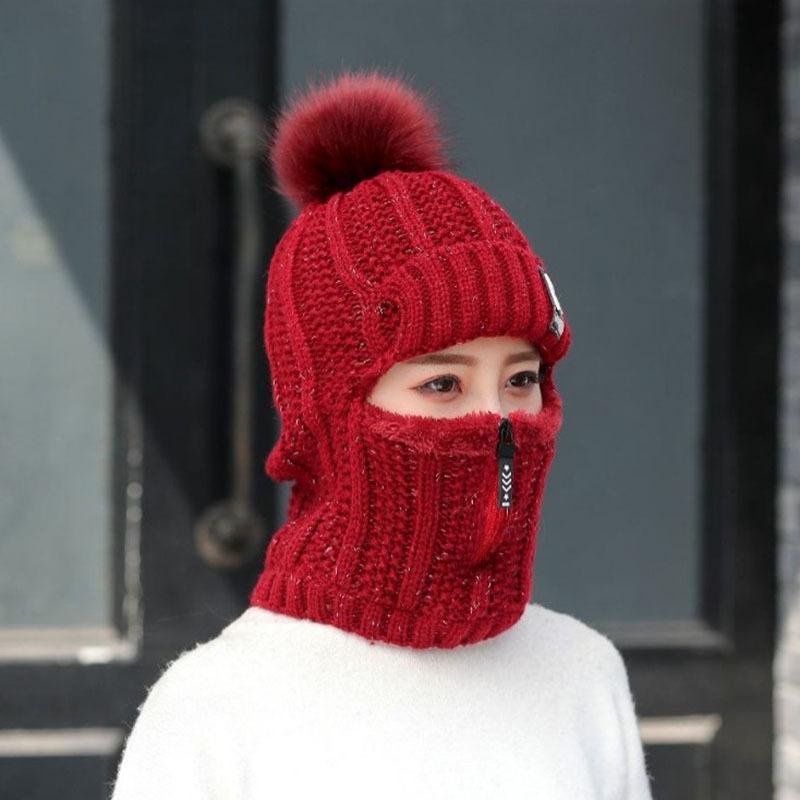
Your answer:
[267,67,452,208]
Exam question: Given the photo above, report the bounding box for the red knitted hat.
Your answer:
[249,68,572,648]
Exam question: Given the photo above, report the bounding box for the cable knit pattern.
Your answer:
[247,69,574,647]
[250,165,573,648]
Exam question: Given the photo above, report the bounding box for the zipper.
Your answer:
[497,417,515,508]
[473,417,515,564]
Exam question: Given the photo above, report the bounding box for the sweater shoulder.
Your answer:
[137,603,629,705]
[133,612,262,710]
[110,622,255,799]
[517,601,628,678]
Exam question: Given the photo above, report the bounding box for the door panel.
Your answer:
[0,1,281,797]
[275,2,777,795]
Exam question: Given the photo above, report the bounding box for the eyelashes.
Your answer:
[508,370,541,389]
[415,370,541,396]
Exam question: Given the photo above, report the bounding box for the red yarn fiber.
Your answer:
[268,67,452,208]
[250,71,573,649]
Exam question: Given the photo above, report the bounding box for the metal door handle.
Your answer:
[195,97,267,569]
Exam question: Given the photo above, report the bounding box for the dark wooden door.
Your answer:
[0,2,282,797]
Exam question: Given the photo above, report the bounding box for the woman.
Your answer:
[110,68,654,799]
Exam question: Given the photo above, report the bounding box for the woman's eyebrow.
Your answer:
[407,350,540,367]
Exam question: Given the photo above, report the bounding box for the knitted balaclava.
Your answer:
[249,68,572,649]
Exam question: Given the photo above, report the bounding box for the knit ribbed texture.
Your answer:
[250,167,573,648]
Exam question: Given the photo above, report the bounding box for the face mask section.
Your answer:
[330,372,564,648]
[252,367,565,649]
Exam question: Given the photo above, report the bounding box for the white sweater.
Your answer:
[110,602,654,799]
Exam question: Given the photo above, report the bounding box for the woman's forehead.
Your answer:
[405,337,541,365]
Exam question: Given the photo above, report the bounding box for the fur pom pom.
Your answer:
[267,68,452,208]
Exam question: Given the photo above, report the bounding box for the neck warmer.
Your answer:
[250,369,564,648]
[249,68,573,649]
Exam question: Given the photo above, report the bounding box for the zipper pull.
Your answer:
[497,418,515,509]
[473,418,516,565]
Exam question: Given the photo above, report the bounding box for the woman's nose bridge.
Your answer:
[469,371,506,416]
[475,390,504,417]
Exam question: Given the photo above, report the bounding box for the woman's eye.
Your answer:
[416,375,461,394]
[508,370,540,389]
[415,370,540,396]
